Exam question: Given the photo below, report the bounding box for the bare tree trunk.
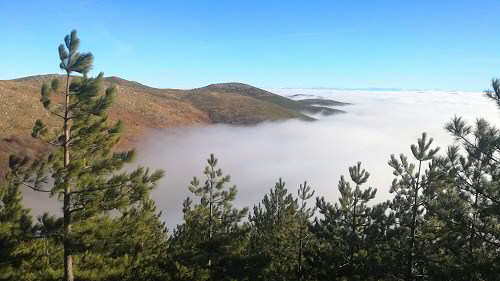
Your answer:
[63,73,74,281]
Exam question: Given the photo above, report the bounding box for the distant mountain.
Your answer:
[296,98,350,107]
[0,75,348,175]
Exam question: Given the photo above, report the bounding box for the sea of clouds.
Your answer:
[136,88,500,227]
[23,88,500,228]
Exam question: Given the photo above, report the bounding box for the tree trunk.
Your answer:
[297,201,304,281]
[350,187,358,281]
[297,236,303,281]
[407,161,422,281]
[468,190,479,280]
[468,153,483,281]
[63,73,74,281]
[208,174,213,269]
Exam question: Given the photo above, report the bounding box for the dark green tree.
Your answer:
[0,173,63,281]
[248,178,300,280]
[32,213,64,279]
[118,198,170,281]
[388,132,440,281]
[296,181,316,281]
[312,162,390,280]
[61,198,169,281]
[429,83,500,280]
[8,30,164,281]
[0,173,33,280]
[169,154,249,280]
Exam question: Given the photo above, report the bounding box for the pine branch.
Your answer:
[11,172,52,193]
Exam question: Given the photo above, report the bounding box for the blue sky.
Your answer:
[1,0,499,91]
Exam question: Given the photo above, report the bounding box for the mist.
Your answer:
[21,89,500,227]
[134,89,500,227]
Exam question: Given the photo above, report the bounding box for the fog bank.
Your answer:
[136,89,500,227]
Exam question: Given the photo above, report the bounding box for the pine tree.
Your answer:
[0,173,62,281]
[32,213,64,279]
[61,198,169,281]
[312,162,390,280]
[296,181,316,281]
[428,80,500,280]
[388,132,440,281]
[248,178,300,280]
[118,198,170,281]
[8,30,164,281]
[0,173,33,280]
[169,154,249,280]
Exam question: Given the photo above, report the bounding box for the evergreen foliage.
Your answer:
[8,30,165,281]
[296,181,316,281]
[388,133,440,281]
[429,115,500,280]
[169,154,249,280]
[0,173,34,280]
[1,29,500,281]
[311,162,392,280]
[248,178,301,280]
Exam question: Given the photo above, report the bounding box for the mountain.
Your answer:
[199,83,346,116]
[296,98,350,107]
[0,75,347,175]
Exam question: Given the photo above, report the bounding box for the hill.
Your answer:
[199,83,345,116]
[0,75,347,175]
[297,98,350,107]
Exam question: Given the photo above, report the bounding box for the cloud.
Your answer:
[135,89,500,228]
[24,89,500,229]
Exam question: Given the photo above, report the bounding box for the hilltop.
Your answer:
[0,75,347,173]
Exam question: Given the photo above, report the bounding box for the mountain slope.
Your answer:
[200,83,345,115]
[186,83,316,123]
[0,75,348,175]
[297,98,350,107]
[1,76,327,141]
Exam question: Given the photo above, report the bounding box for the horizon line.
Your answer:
[1,73,484,93]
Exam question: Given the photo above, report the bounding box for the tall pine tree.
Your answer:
[388,132,439,281]
[312,162,390,280]
[248,178,301,280]
[169,154,249,280]
[429,80,500,280]
[9,30,164,281]
[296,181,316,281]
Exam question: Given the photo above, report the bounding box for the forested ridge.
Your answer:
[1,31,499,281]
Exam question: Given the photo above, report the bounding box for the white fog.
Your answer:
[22,88,500,228]
[134,89,500,227]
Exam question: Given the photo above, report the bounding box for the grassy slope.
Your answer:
[201,83,345,115]
[187,84,314,123]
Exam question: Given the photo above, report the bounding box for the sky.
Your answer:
[1,0,500,91]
